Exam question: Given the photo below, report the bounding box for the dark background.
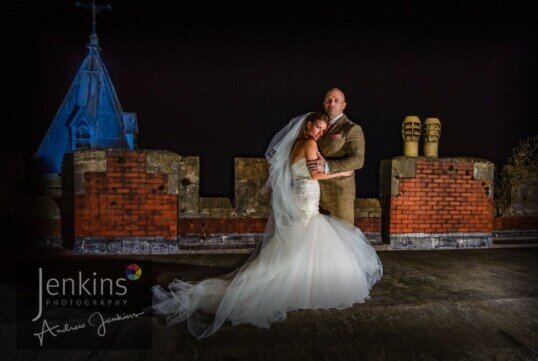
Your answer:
[5,0,537,198]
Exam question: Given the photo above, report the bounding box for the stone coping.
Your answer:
[390,232,493,250]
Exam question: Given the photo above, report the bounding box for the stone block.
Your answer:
[473,161,495,180]
[178,156,200,214]
[199,197,236,218]
[379,157,416,198]
[392,156,417,178]
[146,150,181,195]
[472,161,495,199]
[354,198,382,218]
[390,232,492,249]
[72,149,107,194]
[234,158,270,217]
[179,234,261,250]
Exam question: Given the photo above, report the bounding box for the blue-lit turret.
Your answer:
[33,2,137,175]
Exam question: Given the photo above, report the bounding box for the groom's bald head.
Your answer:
[324,88,346,102]
[323,88,347,119]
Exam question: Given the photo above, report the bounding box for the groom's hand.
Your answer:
[306,157,325,173]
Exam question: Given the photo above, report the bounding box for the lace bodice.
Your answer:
[291,158,320,220]
[291,158,312,181]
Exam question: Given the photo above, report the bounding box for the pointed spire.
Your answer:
[88,33,100,52]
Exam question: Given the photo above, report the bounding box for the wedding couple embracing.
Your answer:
[149,88,383,339]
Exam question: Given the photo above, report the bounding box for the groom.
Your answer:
[307,88,365,225]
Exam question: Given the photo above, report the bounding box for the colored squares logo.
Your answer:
[125,264,142,281]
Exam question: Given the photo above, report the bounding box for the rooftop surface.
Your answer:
[2,247,537,360]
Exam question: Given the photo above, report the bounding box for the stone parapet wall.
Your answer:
[55,153,383,253]
[380,157,494,249]
[20,148,538,253]
[176,157,383,244]
[178,158,269,220]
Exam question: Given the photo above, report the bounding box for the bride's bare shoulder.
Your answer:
[293,138,307,149]
[291,138,308,162]
[305,138,317,148]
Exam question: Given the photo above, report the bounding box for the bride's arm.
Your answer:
[305,140,353,180]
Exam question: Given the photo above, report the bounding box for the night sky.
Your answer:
[6,0,537,198]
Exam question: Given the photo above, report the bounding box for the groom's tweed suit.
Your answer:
[318,114,365,225]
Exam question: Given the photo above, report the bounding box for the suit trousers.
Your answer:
[319,198,355,225]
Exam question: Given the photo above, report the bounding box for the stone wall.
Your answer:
[18,148,538,253]
[176,156,272,223]
[177,158,269,247]
[380,157,494,249]
[178,157,382,249]
[61,153,383,253]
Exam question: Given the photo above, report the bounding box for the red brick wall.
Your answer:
[74,152,178,239]
[178,218,268,235]
[356,217,381,233]
[177,216,381,235]
[493,216,538,230]
[389,159,493,234]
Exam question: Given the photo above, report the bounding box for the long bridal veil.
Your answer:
[149,113,313,339]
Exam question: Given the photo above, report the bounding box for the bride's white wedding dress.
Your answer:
[150,114,383,339]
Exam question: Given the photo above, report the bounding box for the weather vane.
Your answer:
[76,0,112,37]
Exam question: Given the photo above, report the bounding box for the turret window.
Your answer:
[74,125,91,149]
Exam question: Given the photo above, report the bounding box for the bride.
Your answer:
[150,112,383,339]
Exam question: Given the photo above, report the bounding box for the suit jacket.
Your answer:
[317,114,365,200]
